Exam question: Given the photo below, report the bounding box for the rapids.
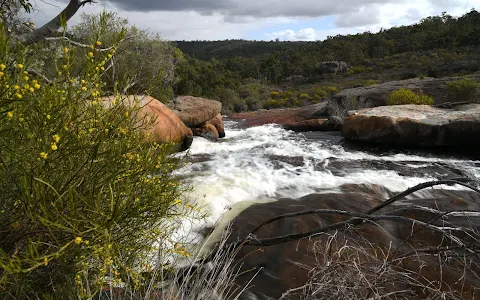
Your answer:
[175,120,480,242]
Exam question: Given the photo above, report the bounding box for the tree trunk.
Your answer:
[20,0,94,45]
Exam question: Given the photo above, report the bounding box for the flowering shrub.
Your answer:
[0,18,197,299]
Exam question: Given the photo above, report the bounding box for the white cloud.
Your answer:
[28,0,480,41]
[266,28,317,41]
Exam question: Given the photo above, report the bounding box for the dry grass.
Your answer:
[93,227,255,300]
[279,213,480,300]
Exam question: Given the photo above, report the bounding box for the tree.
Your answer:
[70,11,180,102]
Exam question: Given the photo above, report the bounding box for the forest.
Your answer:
[173,9,480,113]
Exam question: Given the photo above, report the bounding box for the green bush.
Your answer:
[387,88,434,105]
[446,78,479,102]
[323,85,339,93]
[0,19,197,299]
[270,91,280,98]
[315,89,328,99]
[299,93,309,99]
[361,80,379,86]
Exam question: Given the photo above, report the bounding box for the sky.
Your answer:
[29,0,480,41]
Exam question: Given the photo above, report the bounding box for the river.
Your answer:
[175,119,480,243]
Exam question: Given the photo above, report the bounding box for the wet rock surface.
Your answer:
[226,184,480,299]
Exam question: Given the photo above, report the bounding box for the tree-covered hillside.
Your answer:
[172,10,480,113]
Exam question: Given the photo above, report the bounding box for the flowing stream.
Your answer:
[175,119,480,242]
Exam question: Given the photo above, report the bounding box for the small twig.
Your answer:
[44,34,140,52]
[26,68,53,84]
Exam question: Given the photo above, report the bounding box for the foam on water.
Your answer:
[175,122,480,234]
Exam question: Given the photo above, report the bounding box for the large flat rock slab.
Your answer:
[342,104,480,148]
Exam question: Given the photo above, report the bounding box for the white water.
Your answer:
[175,121,480,240]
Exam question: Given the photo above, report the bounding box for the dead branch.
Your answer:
[19,0,96,45]
[26,68,53,84]
[44,34,140,52]
[248,179,480,237]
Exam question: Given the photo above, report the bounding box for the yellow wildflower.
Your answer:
[101,66,105,71]
[46,114,51,120]
[24,76,29,81]
[34,83,40,89]
[7,111,13,118]
[74,237,82,244]
[29,87,34,93]
[81,80,85,84]
[53,134,60,143]
[51,143,58,151]
[17,63,23,69]
[81,86,87,91]
[15,93,22,99]
[0,64,5,70]
[96,41,101,46]
[95,67,99,71]
[0,72,4,77]
[90,44,94,50]
[88,52,94,58]
[64,47,69,54]
[13,85,19,90]
[39,152,48,160]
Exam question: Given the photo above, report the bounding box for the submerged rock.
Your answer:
[225,184,480,299]
[342,104,480,148]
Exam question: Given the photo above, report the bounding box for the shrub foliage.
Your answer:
[0,17,195,299]
[387,88,434,105]
[446,78,479,102]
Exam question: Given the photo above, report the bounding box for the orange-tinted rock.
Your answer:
[192,122,219,142]
[209,114,225,138]
[101,95,193,151]
[229,102,328,127]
